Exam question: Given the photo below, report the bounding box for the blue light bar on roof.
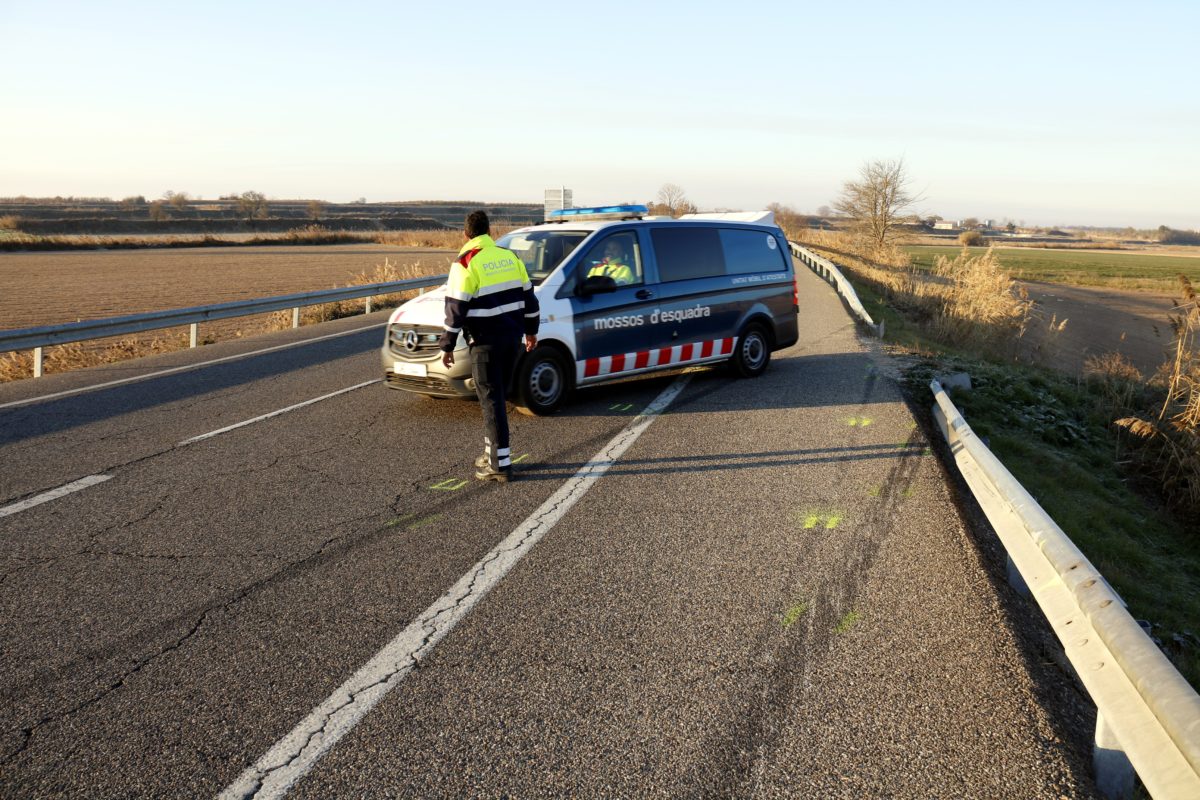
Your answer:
[546,204,648,222]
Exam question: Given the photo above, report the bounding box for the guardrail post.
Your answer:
[1094,712,1136,799]
[33,347,43,378]
[365,296,373,315]
[189,323,198,348]
[292,307,300,329]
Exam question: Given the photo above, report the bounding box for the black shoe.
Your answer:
[475,464,512,483]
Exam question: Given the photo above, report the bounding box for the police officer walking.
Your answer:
[440,210,539,482]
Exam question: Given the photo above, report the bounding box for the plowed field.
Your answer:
[0,244,455,330]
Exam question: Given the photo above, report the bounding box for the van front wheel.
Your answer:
[515,346,570,415]
[731,323,771,378]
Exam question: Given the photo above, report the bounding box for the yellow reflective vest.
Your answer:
[440,234,539,351]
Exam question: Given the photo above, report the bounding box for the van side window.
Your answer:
[650,227,726,282]
[579,232,643,287]
[719,229,787,274]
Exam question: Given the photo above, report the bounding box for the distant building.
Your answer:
[933,220,958,231]
[544,187,573,217]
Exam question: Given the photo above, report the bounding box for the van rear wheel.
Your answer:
[731,323,771,378]
[515,346,570,415]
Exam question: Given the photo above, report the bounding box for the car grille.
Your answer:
[385,372,456,394]
[388,324,444,355]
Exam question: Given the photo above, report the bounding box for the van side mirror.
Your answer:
[577,275,617,296]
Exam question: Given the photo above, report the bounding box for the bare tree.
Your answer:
[307,200,324,221]
[766,202,810,237]
[652,183,696,217]
[832,158,918,249]
[148,200,169,222]
[236,190,270,222]
[816,204,832,219]
[163,190,190,212]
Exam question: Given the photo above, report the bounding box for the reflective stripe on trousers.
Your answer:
[472,339,520,469]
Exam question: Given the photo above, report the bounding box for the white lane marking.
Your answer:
[178,380,381,445]
[0,475,112,519]
[220,374,692,800]
[0,323,386,413]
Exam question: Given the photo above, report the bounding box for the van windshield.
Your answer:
[497,230,589,282]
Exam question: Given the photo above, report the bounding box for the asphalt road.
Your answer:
[0,267,1098,797]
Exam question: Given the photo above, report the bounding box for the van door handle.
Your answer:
[636,289,654,300]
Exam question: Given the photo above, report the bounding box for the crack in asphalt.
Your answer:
[0,508,385,768]
[232,483,583,798]
[87,549,286,563]
[225,387,684,799]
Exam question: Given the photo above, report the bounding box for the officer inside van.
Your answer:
[587,237,636,286]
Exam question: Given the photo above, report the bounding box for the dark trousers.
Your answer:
[470,339,520,469]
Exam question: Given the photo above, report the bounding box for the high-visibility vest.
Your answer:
[588,259,634,285]
[440,234,539,350]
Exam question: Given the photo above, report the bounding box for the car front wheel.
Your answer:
[515,346,570,415]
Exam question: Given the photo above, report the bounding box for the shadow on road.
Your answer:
[0,329,380,446]
[1,344,887,444]
[511,443,928,482]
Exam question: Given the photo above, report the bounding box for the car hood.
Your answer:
[388,285,448,327]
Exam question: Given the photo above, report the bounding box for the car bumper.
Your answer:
[381,346,475,398]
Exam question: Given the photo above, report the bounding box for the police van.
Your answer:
[381,204,799,414]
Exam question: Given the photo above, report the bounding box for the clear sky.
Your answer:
[2,0,1196,228]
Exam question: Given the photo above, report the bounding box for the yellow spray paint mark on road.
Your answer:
[386,513,417,527]
[609,402,635,412]
[867,486,882,497]
[845,416,873,427]
[782,600,810,628]
[429,478,468,491]
[900,487,915,498]
[511,453,530,464]
[834,610,861,634]
[407,513,442,529]
[797,510,845,530]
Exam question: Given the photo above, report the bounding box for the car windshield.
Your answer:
[497,229,589,282]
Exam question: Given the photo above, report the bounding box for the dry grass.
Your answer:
[1115,275,1200,512]
[794,230,1043,359]
[375,224,516,249]
[0,228,448,252]
[0,225,524,253]
[0,333,190,381]
[247,226,368,246]
[1083,351,1144,413]
[267,258,443,329]
[929,248,1036,354]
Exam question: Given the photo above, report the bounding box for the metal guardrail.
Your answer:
[931,379,1200,799]
[0,275,449,377]
[787,241,882,336]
